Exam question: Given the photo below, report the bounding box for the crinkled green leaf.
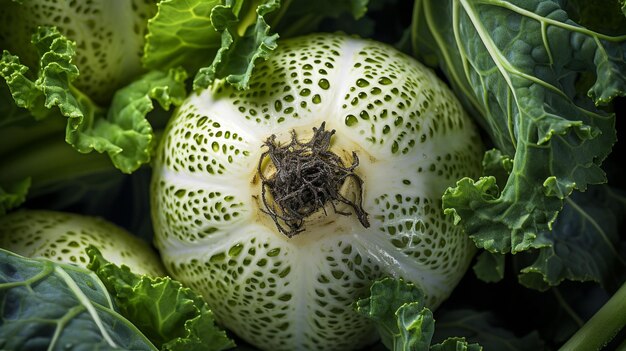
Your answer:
[433,309,544,351]
[430,337,482,351]
[0,51,52,120]
[0,178,30,215]
[0,0,156,104]
[518,186,626,291]
[143,0,221,73]
[87,247,235,351]
[0,27,187,174]
[355,277,435,351]
[143,0,371,91]
[480,149,513,191]
[101,67,188,173]
[412,0,623,255]
[0,248,156,350]
[193,0,280,90]
[472,251,505,283]
[396,303,435,351]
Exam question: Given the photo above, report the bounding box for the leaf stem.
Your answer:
[559,281,626,351]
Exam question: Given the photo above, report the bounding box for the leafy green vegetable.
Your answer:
[0,26,188,173]
[355,278,483,351]
[558,280,626,351]
[0,0,157,104]
[517,186,626,290]
[355,277,435,350]
[193,0,280,90]
[1,1,625,351]
[143,0,221,74]
[143,0,371,90]
[409,0,625,280]
[430,338,482,351]
[0,248,156,350]
[87,247,235,351]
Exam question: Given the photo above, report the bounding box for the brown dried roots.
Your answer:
[258,123,370,237]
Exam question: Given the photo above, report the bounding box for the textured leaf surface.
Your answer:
[355,277,434,351]
[0,249,156,350]
[518,186,626,290]
[0,27,187,174]
[412,0,624,255]
[143,0,221,73]
[144,0,371,90]
[193,0,280,90]
[88,247,235,351]
[0,0,156,104]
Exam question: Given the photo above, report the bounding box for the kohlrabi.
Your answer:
[151,33,483,350]
[0,210,165,277]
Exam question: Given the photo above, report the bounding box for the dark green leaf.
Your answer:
[412,0,624,255]
[433,309,544,351]
[0,178,30,215]
[0,248,156,350]
[473,251,505,283]
[518,186,626,290]
[430,337,482,351]
[87,247,235,351]
[354,277,435,351]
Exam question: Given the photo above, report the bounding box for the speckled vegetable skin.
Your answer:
[0,210,165,277]
[0,0,156,103]
[151,33,483,350]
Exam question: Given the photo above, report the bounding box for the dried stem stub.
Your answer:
[258,123,370,237]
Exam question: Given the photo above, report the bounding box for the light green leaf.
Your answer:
[87,247,235,351]
[0,27,187,174]
[193,0,280,90]
[0,248,156,350]
[472,251,505,283]
[143,0,221,73]
[354,277,435,351]
[99,67,188,173]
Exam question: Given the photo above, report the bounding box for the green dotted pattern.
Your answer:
[152,179,246,243]
[339,43,469,156]
[373,194,473,292]
[163,233,382,351]
[0,0,156,103]
[152,33,483,350]
[0,210,165,276]
[212,34,344,126]
[160,106,252,176]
